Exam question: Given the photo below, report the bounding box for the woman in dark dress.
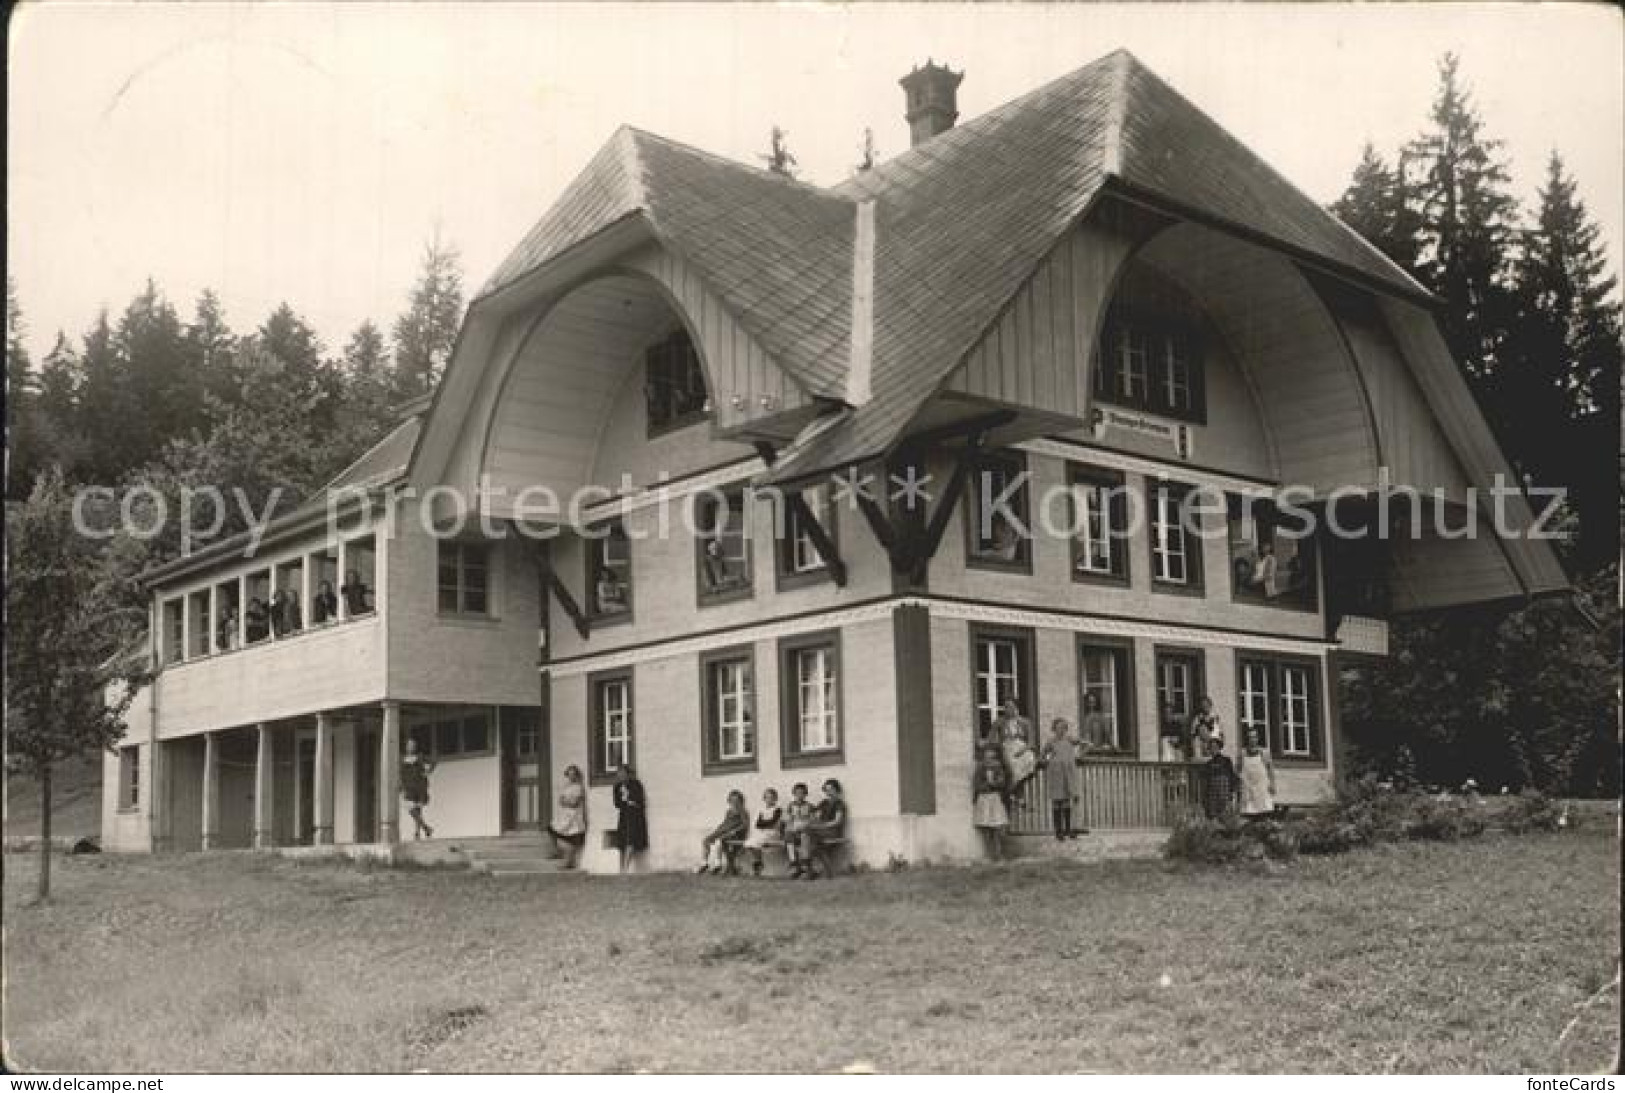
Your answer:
[612,764,648,874]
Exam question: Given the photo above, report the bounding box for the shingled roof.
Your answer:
[470,49,1427,483]
[480,126,857,401]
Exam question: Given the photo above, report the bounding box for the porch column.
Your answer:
[254,723,275,848]
[201,731,221,850]
[314,713,335,845]
[379,701,401,844]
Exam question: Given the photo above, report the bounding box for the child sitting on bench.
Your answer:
[741,787,784,875]
[698,789,749,874]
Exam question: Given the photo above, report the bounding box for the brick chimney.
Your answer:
[900,60,963,147]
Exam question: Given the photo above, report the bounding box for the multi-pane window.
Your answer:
[779,487,834,581]
[1096,312,1206,423]
[1227,495,1318,610]
[782,635,841,762]
[162,599,184,664]
[273,559,304,637]
[410,711,494,761]
[214,580,240,651]
[587,521,632,619]
[1155,650,1201,727]
[1237,655,1323,761]
[245,570,272,644]
[966,451,1031,569]
[341,536,376,619]
[590,672,633,783]
[187,590,211,657]
[438,542,490,615]
[1078,640,1133,752]
[118,746,140,809]
[702,650,756,771]
[1149,481,1202,589]
[972,629,1034,744]
[645,328,709,435]
[696,491,752,601]
[1069,465,1129,581]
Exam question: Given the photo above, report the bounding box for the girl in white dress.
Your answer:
[1238,728,1277,819]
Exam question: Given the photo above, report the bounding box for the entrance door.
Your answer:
[500,707,546,832]
[355,727,378,843]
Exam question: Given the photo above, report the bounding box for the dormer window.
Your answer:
[645,328,708,436]
[1096,312,1205,424]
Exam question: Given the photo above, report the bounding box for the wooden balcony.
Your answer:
[1008,759,1207,833]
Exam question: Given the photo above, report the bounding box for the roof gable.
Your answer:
[481,127,857,401]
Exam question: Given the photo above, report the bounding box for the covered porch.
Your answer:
[158,702,547,852]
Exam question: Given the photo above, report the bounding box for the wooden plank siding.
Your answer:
[948,213,1146,422]
[1138,224,1382,495]
[479,247,807,514]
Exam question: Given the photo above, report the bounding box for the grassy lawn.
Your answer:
[4,830,1618,1073]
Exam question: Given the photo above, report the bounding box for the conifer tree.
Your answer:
[391,233,464,404]
[1331,142,1422,274]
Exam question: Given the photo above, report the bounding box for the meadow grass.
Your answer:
[4,830,1617,1073]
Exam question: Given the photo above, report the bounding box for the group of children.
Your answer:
[971,696,1280,856]
[697,779,847,879]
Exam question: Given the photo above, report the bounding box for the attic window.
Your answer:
[1096,312,1206,424]
[645,328,708,436]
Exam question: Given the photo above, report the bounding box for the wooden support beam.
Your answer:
[201,731,220,851]
[379,702,401,846]
[908,443,983,584]
[253,723,274,849]
[855,490,903,569]
[546,567,590,640]
[787,491,848,587]
[313,713,334,846]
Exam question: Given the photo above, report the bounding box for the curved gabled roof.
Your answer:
[481,126,857,401]
[447,48,1431,484]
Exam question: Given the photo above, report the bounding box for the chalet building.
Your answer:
[103,51,1568,870]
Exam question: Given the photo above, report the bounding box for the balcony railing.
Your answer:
[1008,759,1207,834]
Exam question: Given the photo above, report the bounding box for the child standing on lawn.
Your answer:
[972,744,1012,860]
[698,789,749,875]
[1238,728,1277,820]
[782,783,814,877]
[1201,735,1238,819]
[742,787,784,875]
[1039,717,1086,839]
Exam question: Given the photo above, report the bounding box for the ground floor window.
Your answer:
[410,710,493,761]
[1078,638,1134,752]
[118,746,140,809]
[972,626,1036,746]
[701,648,756,772]
[589,671,634,783]
[780,632,841,764]
[1155,648,1205,741]
[1237,654,1324,761]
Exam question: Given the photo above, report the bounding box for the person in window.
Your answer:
[701,534,732,591]
[245,597,270,643]
[216,604,239,651]
[547,764,587,870]
[595,567,629,615]
[1247,539,1279,598]
[1159,700,1187,763]
[613,764,648,873]
[1187,696,1222,761]
[312,580,338,625]
[972,744,1011,860]
[400,738,436,840]
[698,789,749,875]
[282,588,302,633]
[340,569,372,616]
[799,779,847,880]
[1080,692,1112,752]
[268,590,287,637]
[984,518,1021,562]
